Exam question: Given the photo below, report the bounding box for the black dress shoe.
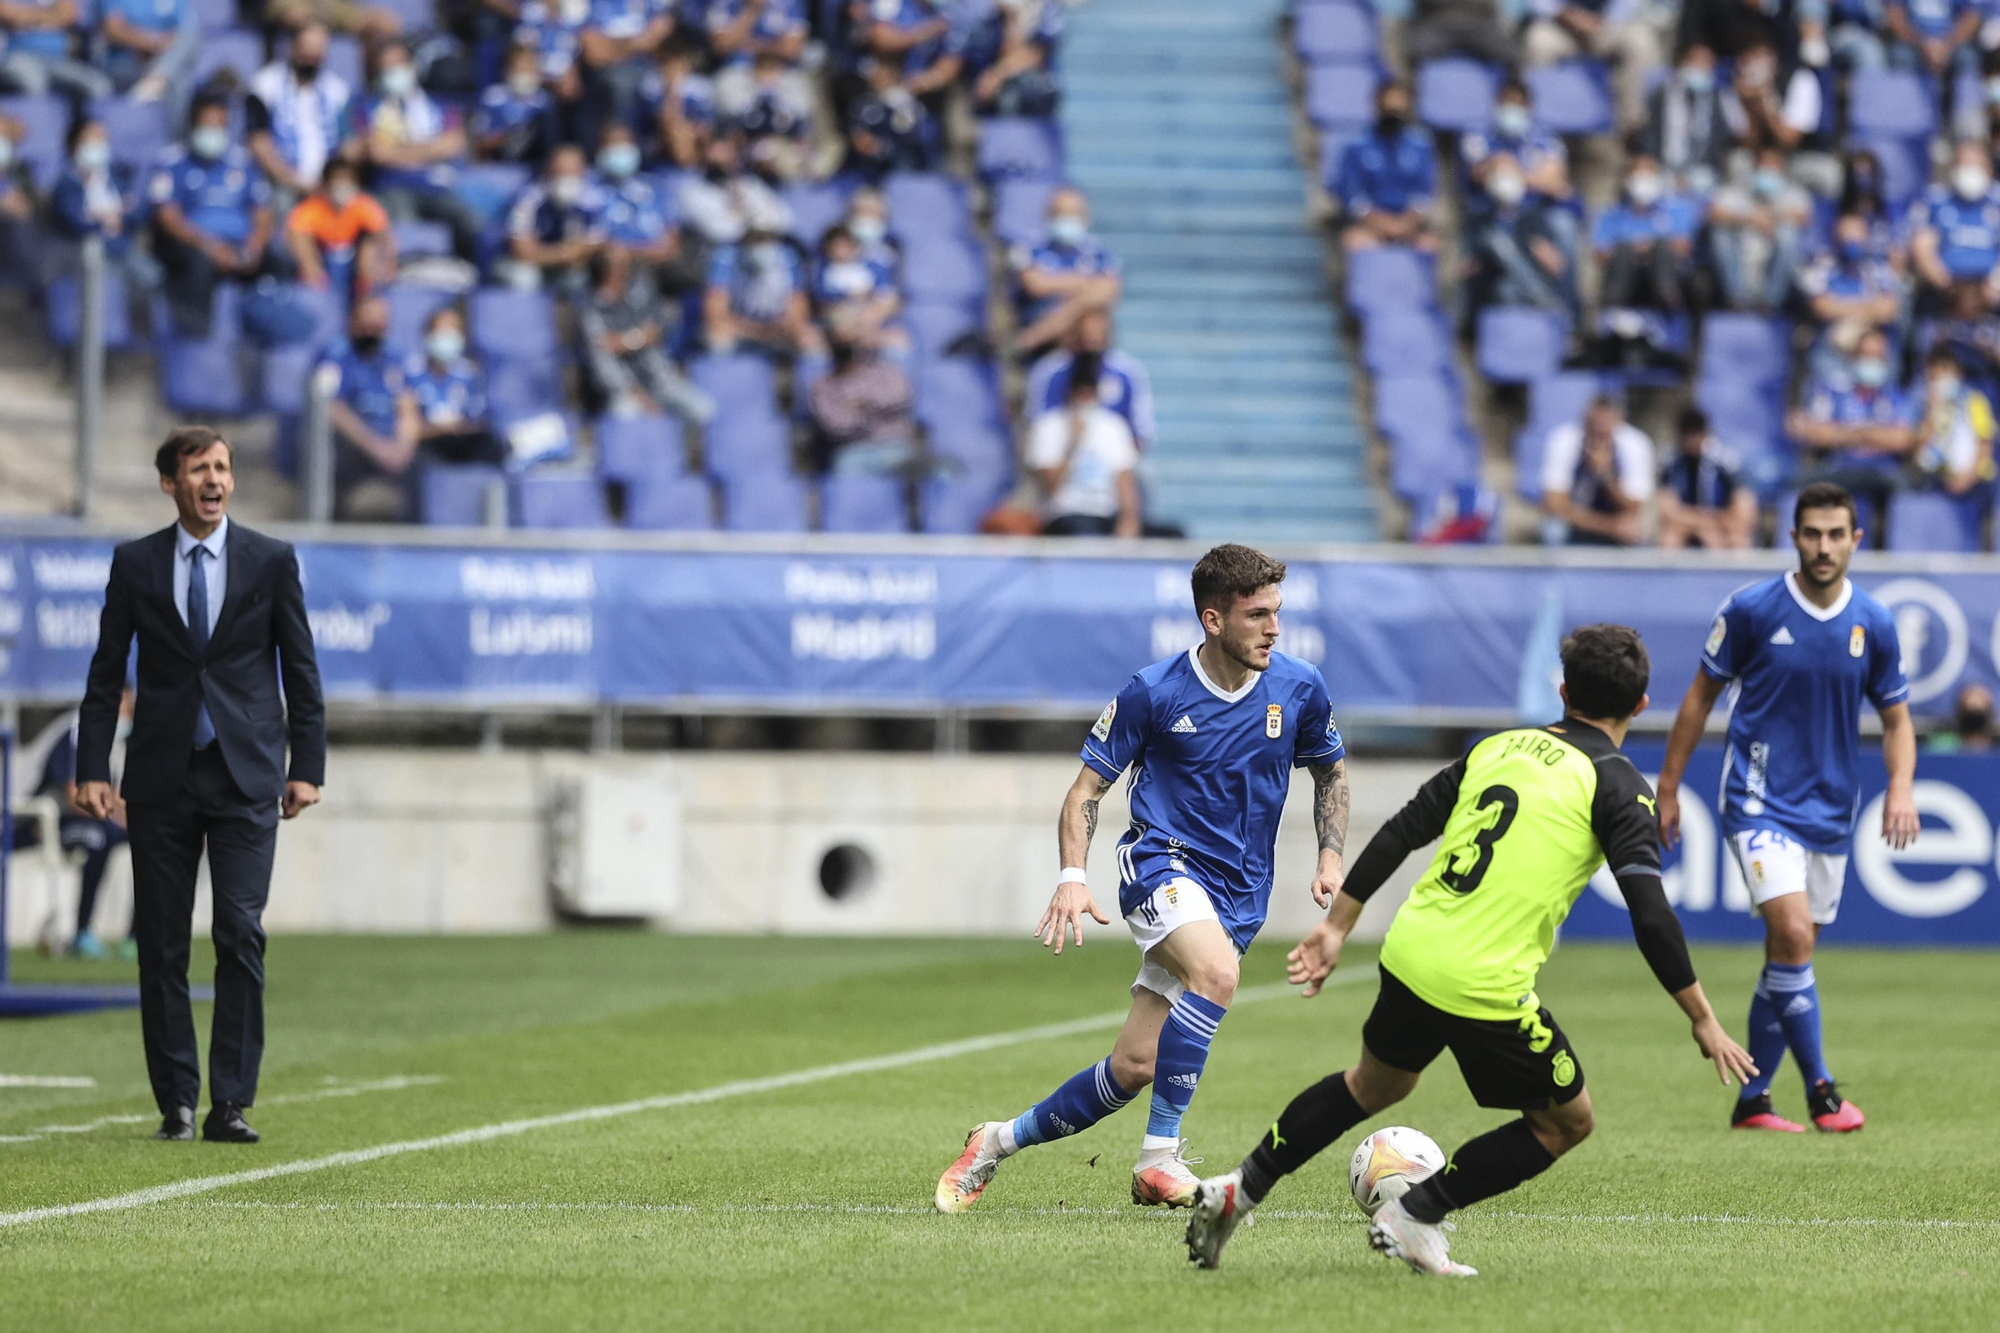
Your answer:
[155,1107,196,1141]
[202,1104,260,1144]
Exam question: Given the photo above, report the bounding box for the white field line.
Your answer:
[186,1200,2000,1233]
[4,1077,446,1144]
[0,970,1374,1231]
[0,1076,97,1089]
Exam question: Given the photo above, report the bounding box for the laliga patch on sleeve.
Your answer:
[1705,616,1727,657]
[1092,699,1116,741]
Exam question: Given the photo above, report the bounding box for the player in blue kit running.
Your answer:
[935,545,1351,1212]
[1657,482,1920,1133]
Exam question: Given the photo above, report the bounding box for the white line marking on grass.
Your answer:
[0,1076,97,1088]
[6,1077,446,1145]
[0,970,1376,1230]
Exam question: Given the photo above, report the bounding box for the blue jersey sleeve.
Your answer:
[1699,594,1753,681]
[1866,604,1910,708]
[1292,669,1345,767]
[1080,674,1152,781]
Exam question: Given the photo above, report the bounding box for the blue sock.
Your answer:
[1008,1057,1135,1150]
[1738,970,1789,1102]
[1145,992,1227,1143]
[1764,961,1831,1087]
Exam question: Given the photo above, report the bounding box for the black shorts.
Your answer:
[1361,967,1586,1111]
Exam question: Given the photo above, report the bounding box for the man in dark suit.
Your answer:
[76,425,326,1145]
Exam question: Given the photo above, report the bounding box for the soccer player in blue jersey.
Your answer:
[1657,482,1920,1133]
[934,545,1351,1212]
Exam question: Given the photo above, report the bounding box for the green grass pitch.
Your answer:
[2,934,1995,1332]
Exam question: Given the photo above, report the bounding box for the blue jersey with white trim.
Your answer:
[1080,647,1344,950]
[1699,573,1908,852]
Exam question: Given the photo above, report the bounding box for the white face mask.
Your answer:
[1954,164,1992,200]
[824,259,872,294]
[328,182,357,208]
[76,139,111,171]
[550,174,584,206]
[190,125,229,159]
[509,71,541,97]
[848,214,885,246]
[381,64,417,97]
[1933,373,1963,400]
[1488,170,1526,206]
[1048,213,1087,245]
[559,0,588,21]
[598,143,640,179]
[1493,103,1531,139]
[747,241,784,269]
[1626,172,1663,206]
[427,328,465,362]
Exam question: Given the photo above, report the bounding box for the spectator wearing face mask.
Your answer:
[353,41,481,265]
[286,157,394,298]
[405,305,510,464]
[1024,307,1155,450]
[1012,185,1122,353]
[807,305,918,475]
[734,51,814,181]
[843,188,898,269]
[1917,279,2000,400]
[1835,147,1901,263]
[52,118,162,293]
[643,33,717,168]
[504,143,609,292]
[1799,212,1908,390]
[1640,44,1729,195]
[1675,0,1787,64]
[1789,326,1920,524]
[1927,683,1997,751]
[582,243,717,423]
[594,121,678,269]
[247,22,353,204]
[322,294,422,519]
[579,0,674,133]
[1708,148,1813,312]
[99,0,198,100]
[1539,393,1654,546]
[813,224,906,354]
[1334,82,1437,255]
[1910,142,2000,300]
[1590,152,1695,366]
[963,0,1062,117]
[1657,408,1757,548]
[1465,151,1578,320]
[704,223,821,356]
[1886,0,1983,137]
[477,45,561,163]
[706,0,809,118]
[0,0,114,99]
[1912,344,1997,495]
[1718,42,1823,158]
[147,95,280,336]
[1461,80,1575,219]
[847,54,938,179]
[1521,0,1663,133]
[516,0,593,123]
[674,131,789,247]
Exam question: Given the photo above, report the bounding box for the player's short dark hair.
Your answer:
[154,425,230,479]
[1794,481,1857,530]
[1068,352,1103,397]
[1561,623,1650,721]
[1676,406,1708,437]
[1191,544,1286,616]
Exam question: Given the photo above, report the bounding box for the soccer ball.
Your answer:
[1348,1126,1446,1216]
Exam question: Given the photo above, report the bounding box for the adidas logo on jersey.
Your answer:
[1170,715,1198,734]
[1770,626,1795,645]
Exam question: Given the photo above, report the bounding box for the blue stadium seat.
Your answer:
[1305,61,1379,128]
[45,268,135,350]
[1389,422,1480,502]
[393,219,453,258]
[1294,2,1376,63]
[1371,372,1458,443]
[373,0,435,33]
[1362,311,1450,375]
[921,471,1005,533]
[1699,313,1793,387]
[1514,370,1604,496]
[691,353,778,416]
[485,361,565,427]
[470,288,558,362]
[1476,307,1568,385]
[885,173,971,242]
[1853,134,1929,214]
[255,287,342,414]
[625,474,715,530]
[904,300,981,357]
[420,463,505,526]
[189,0,237,32]
[721,473,812,532]
[192,28,264,88]
[704,411,792,477]
[1343,245,1433,314]
[916,356,1005,433]
[1525,60,1611,136]
[1694,380,1784,466]
[512,472,610,529]
[821,474,909,533]
[977,117,1064,182]
[92,96,169,171]
[0,95,67,191]
[596,414,687,484]
[383,283,455,356]
[1887,490,1985,552]
[992,177,1060,246]
[1316,127,1361,193]
[1416,57,1497,133]
[158,288,249,416]
[456,162,534,229]
[1849,69,1936,138]
[901,238,987,304]
[780,178,855,246]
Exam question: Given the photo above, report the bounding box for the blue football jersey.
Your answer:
[1700,573,1909,852]
[1080,648,1344,951]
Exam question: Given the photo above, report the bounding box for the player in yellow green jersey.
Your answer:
[1183,624,1757,1277]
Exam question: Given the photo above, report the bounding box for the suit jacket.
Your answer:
[77,521,326,806]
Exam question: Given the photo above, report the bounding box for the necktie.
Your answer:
[188,544,216,749]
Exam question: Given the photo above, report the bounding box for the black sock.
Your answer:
[1237,1072,1369,1206]
[1400,1119,1557,1224]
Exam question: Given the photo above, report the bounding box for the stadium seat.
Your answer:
[192,28,264,88]
[512,472,611,529]
[927,424,1010,476]
[1848,69,1935,138]
[916,357,1005,433]
[45,268,135,350]
[1316,128,1361,194]
[383,283,456,356]
[821,474,910,533]
[992,177,1060,247]
[156,286,247,416]
[1389,421,1480,501]
[1699,313,1793,387]
[1361,312,1450,375]
[373,0,435,33]
[486,361,565,427]
[1887,490,1985,552]
[904,300,981,357]
[691,353,778,416]
[780,178,854,246]
[705,411,792,477]
[420,463,505,526]
[1371,372,1458,443]
[254,287,341,414]
[596,414,687,484]
[1415,57,1497,133]
[1513,370,1605,495]
[92,96,170,170]
[1305,61,1379,128]
[885,173,972,242]
[0,95,68,191]
[1294,1,1376,63]
[393,220,454,258]
[1475,307,1568,385]
[977,117,1064,182]
[901,239,988,305]
[624,474,716,530]
[456,163,534,229]
[921,472,1005,533]
[470,288,558,362]
[189,0,236,32]
[721,473,811,532]
[1854,134,1929,214]
[1344,245,1434,315]
[1525,60,1611,136]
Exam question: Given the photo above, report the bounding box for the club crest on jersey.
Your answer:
[1849,624,1866,657]
[1092,699,1116,741]
[1266,704,1284,739]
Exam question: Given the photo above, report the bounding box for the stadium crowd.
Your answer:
[0,0,1173,535]
[1308,0,2000,550]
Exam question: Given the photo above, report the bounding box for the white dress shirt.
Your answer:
[173,515,228,637]
[1027,404,1140,520]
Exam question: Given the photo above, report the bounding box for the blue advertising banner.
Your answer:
[1562,745,2000,947]
[1,533,1996,722]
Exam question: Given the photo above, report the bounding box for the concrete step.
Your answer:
[1088,202,1312,234]
[1119,268,1330,301]
[1099,233,1326,266]
[1119,301,1332,336]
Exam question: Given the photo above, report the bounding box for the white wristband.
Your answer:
[1057,867,1089,887]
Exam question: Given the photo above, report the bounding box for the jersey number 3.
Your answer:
[1440,784,1519,896]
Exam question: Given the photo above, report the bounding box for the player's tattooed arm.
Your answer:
[1059,767,1116,869]
[1309,759,1350,860]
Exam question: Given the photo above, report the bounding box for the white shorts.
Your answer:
[1125,876,1222,1005]
[1728,828,1848,926]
